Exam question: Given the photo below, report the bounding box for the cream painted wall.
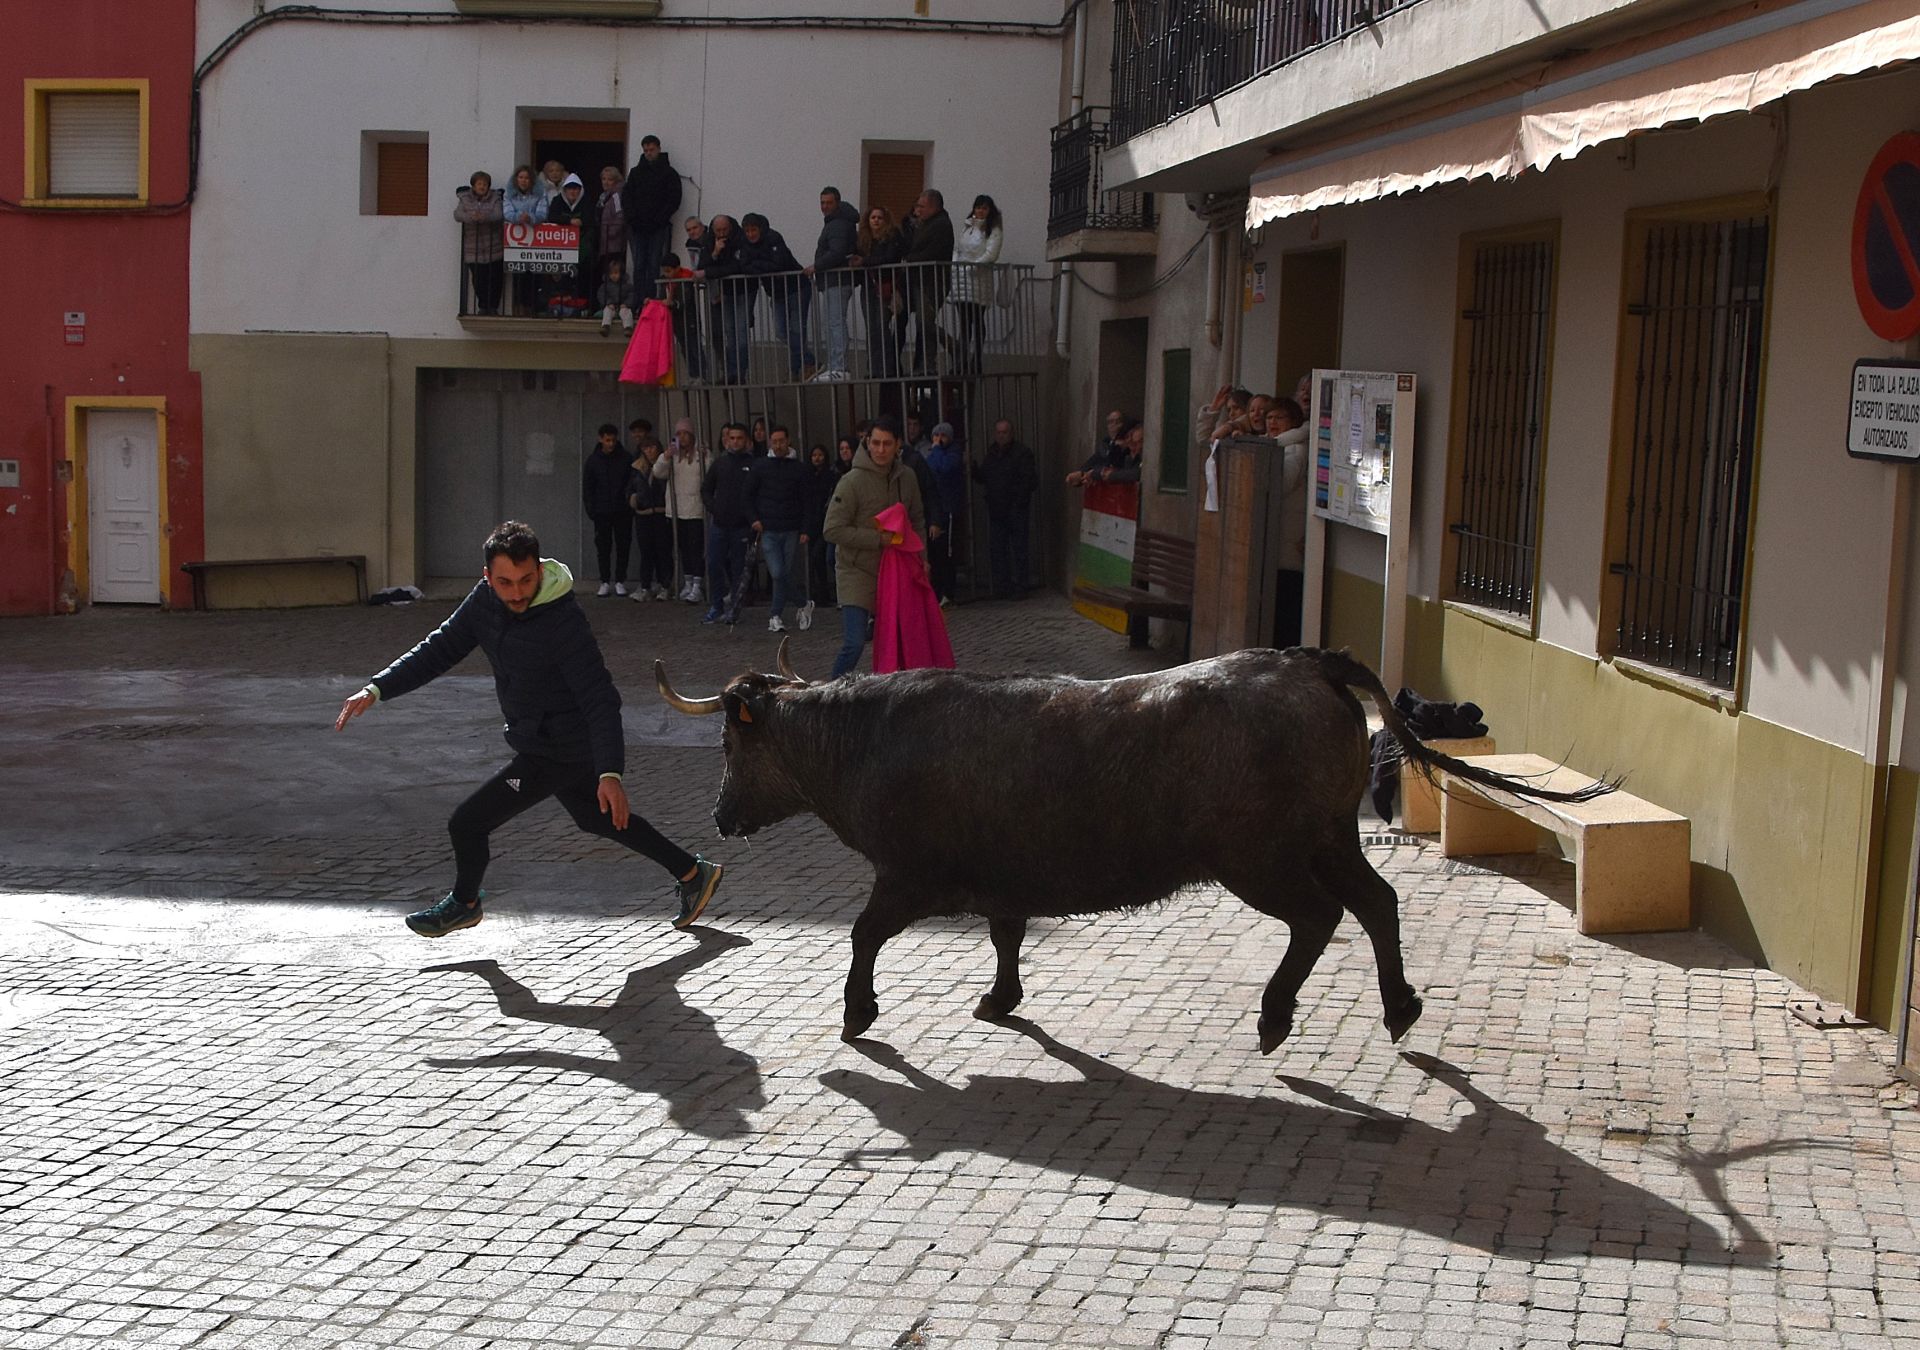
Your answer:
[1223,73,1920,755]
[190,10,1059,339]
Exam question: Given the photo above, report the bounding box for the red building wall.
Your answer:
[0,4,202,615]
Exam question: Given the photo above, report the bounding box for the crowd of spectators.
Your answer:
[580,410,1039,653]
[455,136,1009,386]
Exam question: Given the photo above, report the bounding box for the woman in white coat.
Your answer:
[950,194,1004,375]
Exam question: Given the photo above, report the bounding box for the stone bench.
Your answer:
[1438,752,1690,935]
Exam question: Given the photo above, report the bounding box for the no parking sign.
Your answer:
[1853,133,1920,341]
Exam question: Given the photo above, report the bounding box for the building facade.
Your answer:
[1,1,206,616]
[185,0,1064,598]
[1049,0,1920,1036]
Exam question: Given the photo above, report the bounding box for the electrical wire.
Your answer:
[3,0,1085,215]
[1065,230,1207,301]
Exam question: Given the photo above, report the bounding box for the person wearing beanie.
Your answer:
[740,212,814,381]
[924,422,967,605]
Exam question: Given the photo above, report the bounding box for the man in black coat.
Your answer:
[701,422,758,621]
[582,423,634,595]
[749,424,809,632]
[972,418,1040,598]
[740,212,814,380]
[621,134,683,299]
[903,189,954,373]
[334,521,723,936]
[805,186,860,379]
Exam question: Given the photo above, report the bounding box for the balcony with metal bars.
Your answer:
[1047,108,1157,263]
[1108,0,1427,146]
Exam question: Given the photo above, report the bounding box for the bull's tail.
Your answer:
[1311,648,1615,805]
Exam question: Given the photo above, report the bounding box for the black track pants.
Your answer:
[447,754,696,902]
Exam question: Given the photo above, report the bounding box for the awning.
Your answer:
[1247,0,1920,228]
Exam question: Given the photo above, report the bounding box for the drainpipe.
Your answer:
[1055,2,1088,359]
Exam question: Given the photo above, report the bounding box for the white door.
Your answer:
[87,409,161,604]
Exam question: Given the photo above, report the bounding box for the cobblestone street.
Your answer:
[4,594,1920,1348]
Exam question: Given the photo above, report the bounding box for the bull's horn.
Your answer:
[655,659,723,715]
[776,636,807,684]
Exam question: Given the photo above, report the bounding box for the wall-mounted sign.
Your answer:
[1852,133,1920,341]
[1847,358,1920,461]
[63,311,85,345]
[503,221,580,274]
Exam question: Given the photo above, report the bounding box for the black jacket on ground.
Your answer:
[703,449,757,527]
[621,154,683,231]
[749,453,808,532]
[583,446,633,516]
[973,440,1039,516]
[369,571,625,775]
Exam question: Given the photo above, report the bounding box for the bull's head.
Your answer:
[657,639,811,838]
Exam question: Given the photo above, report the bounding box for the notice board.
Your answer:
[1303,369,1417,689]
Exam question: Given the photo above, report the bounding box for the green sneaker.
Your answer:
[673,858,723,929]
[406,890,484,938]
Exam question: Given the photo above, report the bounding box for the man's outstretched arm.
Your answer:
[333,591,482,731]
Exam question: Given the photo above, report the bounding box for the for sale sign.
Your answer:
[1847,359,1920,462]
[504,221,580,274]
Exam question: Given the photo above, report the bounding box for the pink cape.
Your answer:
[617,300,674,384]
[871,501,956,674]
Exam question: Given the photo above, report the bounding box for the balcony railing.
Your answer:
[1110,0,1426,143]
[1048,108,1156,239]
[455,232,1043,388]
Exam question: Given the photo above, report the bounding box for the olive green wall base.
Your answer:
[1322,567,1906,1022]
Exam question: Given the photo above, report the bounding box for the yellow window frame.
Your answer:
[23,78,150,208]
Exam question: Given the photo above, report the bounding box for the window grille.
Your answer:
[1610,212,1770,688]
[1449,238,1554,616]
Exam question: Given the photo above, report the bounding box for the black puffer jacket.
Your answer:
[749,453,807,532]
[583,446,633,516]
[703,449,757,528]
[621,153,683,231]
[369,562,624,774]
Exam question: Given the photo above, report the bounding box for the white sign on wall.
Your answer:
[503,221,580,275]
[1848,359,1920,461]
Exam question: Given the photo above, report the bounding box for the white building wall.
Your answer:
[190,3,1061,339]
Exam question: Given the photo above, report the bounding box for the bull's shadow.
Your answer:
[827,1020,1779,1265]
[423,927,762,1138]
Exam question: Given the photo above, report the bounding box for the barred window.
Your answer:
[1446,235,1555,618]
[1606,209,1770,689]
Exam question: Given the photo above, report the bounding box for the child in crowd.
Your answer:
[659,252,703,382]
[598,258,635,335]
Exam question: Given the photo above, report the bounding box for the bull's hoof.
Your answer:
[1384,994,1424,1043]
[973,992,1020,1021]
[1257,1014,1293,1055]
[841,1001,879,1041]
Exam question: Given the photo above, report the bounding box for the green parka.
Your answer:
[823,446,926,612]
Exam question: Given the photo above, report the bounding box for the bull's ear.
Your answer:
[723,689,758,726]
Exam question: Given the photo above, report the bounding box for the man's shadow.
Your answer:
[827,1018,1792,1264]
[423,927,762,1139]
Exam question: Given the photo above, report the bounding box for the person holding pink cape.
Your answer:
[870,500,955,673]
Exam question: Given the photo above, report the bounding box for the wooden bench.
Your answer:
[1438,752,1690,936]
[180,555,368,610]
[1071,528,1195,655]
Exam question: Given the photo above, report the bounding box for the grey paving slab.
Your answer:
[2,595,1919,1346]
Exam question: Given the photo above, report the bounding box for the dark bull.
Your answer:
[658,643,1609,1053]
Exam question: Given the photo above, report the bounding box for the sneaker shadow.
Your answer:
[825,1019,1778,1265]
[421,926,761,1138]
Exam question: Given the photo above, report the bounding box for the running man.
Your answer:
[335,520,723,937]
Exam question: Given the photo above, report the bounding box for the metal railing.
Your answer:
[455,234,1042,388]
[1110,0,1427,143]
[1048,107,1156,239]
